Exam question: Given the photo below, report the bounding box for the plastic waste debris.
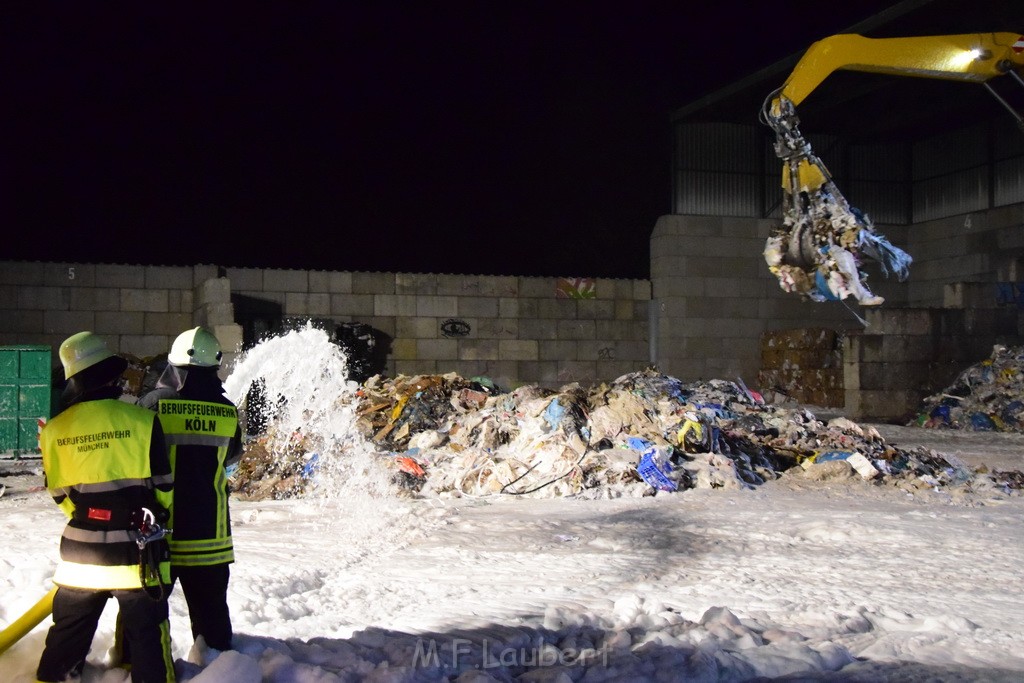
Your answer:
[543,398,567,432]
[846,453,879,479]
[677,415,711,453]
[302,453,320,479]
[395,455,425,478]
[914,345,1024,433]
[635,446,678,492]
[218,363,1021,500]
[813,450,855,463]
[969,413,996,431]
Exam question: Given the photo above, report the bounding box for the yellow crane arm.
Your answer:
[763,32,1024,195]
[761,32,1024,306]
[757,32,1024,306]
[774,32,1024,112]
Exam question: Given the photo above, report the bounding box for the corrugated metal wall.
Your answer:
[995,119,1024,206]
[673,123,760,217]
[912,168,988,222]
[846,142,910,225]
[761,133,782,220]
[912,125,989,222]
[913,126,989,176]
[672,118,1023,224]
[996,157,1024,205]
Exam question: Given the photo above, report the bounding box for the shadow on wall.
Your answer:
[238,322,392,436]
[233,294,392,383]
[232,294,393,435]
[334,321,392,384]
[233,293,284,351]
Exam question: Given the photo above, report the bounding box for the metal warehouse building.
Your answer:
[652,0,1024,418]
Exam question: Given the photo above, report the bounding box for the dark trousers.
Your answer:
[172,563,233,651]
[37,586,172,683]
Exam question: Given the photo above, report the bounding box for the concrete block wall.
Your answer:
[0,261,244,379]
[842,305,1023,420]
[1,261,651,390]
[227,267,651,390]
[0,261,653,391]
[650,201,1022,399]
[650,214,866,385]
[905,204,1024,306]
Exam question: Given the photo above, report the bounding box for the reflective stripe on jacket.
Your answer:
[156,398,239,566]
[40,399,172,590]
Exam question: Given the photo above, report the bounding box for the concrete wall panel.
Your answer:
[2,261,652,389]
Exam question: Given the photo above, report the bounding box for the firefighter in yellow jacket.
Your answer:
[140,327,242,653]
[36,331,175,683]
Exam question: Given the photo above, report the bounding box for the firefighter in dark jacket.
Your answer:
[36,331,175,683]
[139,326,243,653]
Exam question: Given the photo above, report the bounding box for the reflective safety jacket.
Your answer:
[143,372,242,568]
[40,398,174,590]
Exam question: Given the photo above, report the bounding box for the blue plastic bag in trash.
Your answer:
[815,450,854,463]
[543,399,566,431]
[626,436,653,452]
[969,413,996,431]
[1001,400,1024,427]
[302,453,320,479]
[929,404,951,425]
[814,270,841,301]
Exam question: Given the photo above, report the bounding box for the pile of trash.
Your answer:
[913,344,1024,433]
[231,367,1023,500]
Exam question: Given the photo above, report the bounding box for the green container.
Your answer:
[0,345,53,455]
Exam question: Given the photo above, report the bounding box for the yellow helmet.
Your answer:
[169,326,223,367]
[59,331,116,379]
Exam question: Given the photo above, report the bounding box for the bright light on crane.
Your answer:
[954,47,994,67]
[951,48,983,68]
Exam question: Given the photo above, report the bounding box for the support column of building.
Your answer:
[194,276,244,377]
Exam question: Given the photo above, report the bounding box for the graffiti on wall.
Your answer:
[441,319,471,338]
[555,277,596,299]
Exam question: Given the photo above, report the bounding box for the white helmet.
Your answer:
[169,326,223,367]
[59,331,116,379]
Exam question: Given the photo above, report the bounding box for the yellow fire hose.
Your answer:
[0,587,56,657]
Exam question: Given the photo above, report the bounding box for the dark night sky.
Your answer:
[4,2,898,279]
